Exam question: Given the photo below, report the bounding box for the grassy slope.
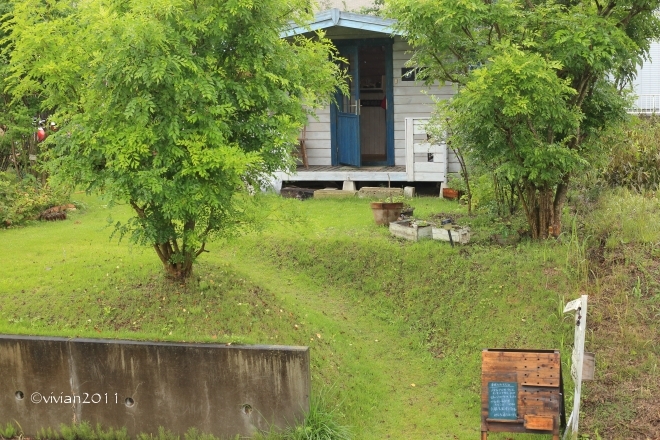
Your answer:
[0,192,658,439]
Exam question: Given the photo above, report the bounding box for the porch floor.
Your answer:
[297,165,405,172]
[276,165,407,182]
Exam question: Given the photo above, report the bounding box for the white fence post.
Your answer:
[405,118,415,181]
[562,295,588,440]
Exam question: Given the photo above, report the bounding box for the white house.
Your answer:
[274,9,461,187]
[629,42,660,114]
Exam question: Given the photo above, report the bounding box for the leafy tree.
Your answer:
[0,0,40,177]
[389,0,660,238]
[6,0,344,279]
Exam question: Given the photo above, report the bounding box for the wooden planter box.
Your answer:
[389,220,433,241]
[432,226,470,244]
[442,188,462,200]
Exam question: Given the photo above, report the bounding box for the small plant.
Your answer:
[446,174,467,193]
[378,194,404,204]
[631,276,642,299]
[256,389,352,440]
[0,422,17,439]
[35,422,129,440]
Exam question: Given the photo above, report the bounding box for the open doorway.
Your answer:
[359,45,387,164]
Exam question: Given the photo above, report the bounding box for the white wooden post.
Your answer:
[405,118,415,181]
[562,295,588,440]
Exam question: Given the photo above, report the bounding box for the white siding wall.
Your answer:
[630,42,660,112]
[392,37,456,169]
[633,42,660,96]
[304,107,332,166]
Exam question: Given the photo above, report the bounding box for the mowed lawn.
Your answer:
[1,191,658,439]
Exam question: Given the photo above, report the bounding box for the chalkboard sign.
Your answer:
[488,381,518,420]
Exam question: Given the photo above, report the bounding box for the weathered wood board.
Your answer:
[389,220,432,241]
[481,349,566,439]
[431,226,470,244]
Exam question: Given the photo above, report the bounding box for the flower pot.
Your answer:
[370,202,404,226]
[442,188,461,200]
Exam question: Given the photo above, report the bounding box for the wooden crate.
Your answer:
[389,220,433,241]
[481,349,566,439]
[432,226,470,244]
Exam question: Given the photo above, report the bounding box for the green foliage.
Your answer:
[36,422,129,440]
[0,171,69,226]
[0,422,17,439]
[440,45,583,186]
[445,173,466,192]
[0,0,44,176]
[257,389,352,440]
[4,0,344,278]
[581,188,660,249]
[389,0,660,238]
[600,116,660,191]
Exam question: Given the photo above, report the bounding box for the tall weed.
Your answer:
[582,188,660,248]
[257,388,351,440]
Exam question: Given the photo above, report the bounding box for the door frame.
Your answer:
[330,38,394,167]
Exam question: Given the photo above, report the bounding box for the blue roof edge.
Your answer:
[281,8,401,38]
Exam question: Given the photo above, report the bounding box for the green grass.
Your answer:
[0,190,658,439]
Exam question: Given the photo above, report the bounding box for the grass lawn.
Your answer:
[0,190,658,439]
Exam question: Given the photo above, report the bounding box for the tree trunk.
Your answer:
[519,181,564,239]
[551,175,570,238]
[130,201,197,280]
[153,241,194,280]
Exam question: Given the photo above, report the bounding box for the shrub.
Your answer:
[600,116,660,191]
[0,171,70,226]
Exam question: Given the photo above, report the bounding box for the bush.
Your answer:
[600,116,660,191]
[0,171,70,226]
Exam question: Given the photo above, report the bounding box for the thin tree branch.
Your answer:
[195,242,209,257]
[461,26,475,41]
[430,52,461,84]
[153,244,168,265]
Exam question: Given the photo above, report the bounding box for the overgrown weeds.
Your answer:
[0,171,70,227]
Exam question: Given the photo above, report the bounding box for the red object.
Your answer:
[37,127,46,142]
[380,96,387,109]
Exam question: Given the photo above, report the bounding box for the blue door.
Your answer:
[336,45,360,167]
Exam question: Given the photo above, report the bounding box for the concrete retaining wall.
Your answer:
[0,335,310,438]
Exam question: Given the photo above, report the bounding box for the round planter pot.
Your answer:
[371,202,404,226]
